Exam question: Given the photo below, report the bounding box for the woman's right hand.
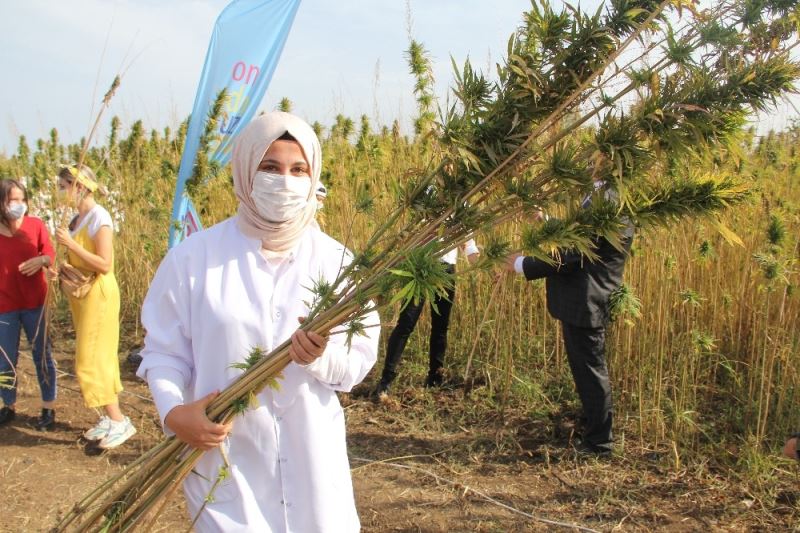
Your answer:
[55,227,76,251]
[18,255,48,276]
[164,391,233,450]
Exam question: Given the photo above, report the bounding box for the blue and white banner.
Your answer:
[169,0,302,247]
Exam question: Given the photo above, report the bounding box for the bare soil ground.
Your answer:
[2,333,798,532]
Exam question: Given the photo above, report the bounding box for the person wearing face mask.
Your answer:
[137,112,380,532]
[0,179,57,430]
[55,165,136,450]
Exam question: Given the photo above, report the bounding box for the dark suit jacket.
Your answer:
[522,226,633,329]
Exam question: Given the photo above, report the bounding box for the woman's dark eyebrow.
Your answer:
[260,158,308,167]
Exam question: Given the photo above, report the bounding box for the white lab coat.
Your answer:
[137,217,379,532]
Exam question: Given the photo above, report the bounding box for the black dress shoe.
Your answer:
[574,441,613,458]
[424,370,444,388]
[0,406,16,425]
[36,408,55,431]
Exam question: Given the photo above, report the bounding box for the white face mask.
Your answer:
[7,202,27,220]
[250,172,312,222]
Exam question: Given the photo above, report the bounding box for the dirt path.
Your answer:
[1,344,798,532]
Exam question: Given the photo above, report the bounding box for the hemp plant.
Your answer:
[184,88,228,199]
[53,0,800,531]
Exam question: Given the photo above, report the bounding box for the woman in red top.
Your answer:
[0,179,57,430]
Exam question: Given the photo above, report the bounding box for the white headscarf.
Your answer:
[233,111,321,253]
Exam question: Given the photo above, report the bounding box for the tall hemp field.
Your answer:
[1,0,798,489]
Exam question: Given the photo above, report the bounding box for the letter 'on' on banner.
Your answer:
[168,0,302,248]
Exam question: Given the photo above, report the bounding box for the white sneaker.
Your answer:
[97,417,136,449]
[83,416,112,441]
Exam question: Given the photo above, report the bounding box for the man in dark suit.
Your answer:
[507,191,634,455]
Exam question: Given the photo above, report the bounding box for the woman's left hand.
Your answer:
[289,317,329,366]
[55,227,76,250]
[18,256,48,276]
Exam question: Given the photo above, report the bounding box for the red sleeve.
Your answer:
[36,218,56,261]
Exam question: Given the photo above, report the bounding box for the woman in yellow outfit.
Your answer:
[55,165,135,450]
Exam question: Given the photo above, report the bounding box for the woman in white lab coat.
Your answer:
[137,111,379,532]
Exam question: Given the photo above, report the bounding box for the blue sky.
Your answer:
[1,0,795,155]
[0,0,538,153]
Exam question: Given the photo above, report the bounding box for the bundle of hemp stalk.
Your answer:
[53,0,800,530]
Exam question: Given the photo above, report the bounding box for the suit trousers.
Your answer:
[561,321,613,451]
[380,265,456,386]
